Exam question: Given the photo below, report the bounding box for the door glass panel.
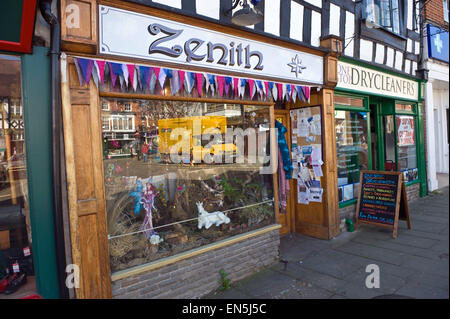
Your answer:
[384,115,396,171]
[0,55,35,298]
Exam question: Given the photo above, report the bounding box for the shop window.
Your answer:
[102,98,276,273]
[0,56,35,297]
[335,110,370,203]
[364,0,401,34]
[335,96,364,108]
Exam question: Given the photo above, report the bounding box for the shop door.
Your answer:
[274,111,293,235]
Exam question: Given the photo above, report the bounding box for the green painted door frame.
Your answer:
[21,46,59,298]
[370,97,427,196]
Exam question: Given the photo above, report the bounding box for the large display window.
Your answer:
[335,95,371,205]
[102,98,276,273]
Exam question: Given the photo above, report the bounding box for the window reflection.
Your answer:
[0,55,34,295]
[335,110,369,203]
[102,98,275,272]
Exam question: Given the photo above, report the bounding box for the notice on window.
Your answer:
[397,116,415,146]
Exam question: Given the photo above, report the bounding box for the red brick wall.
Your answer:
[424,0,449,29]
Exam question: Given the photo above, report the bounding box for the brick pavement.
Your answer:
[205,187,449,299]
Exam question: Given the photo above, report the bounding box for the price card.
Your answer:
[23,246,31,256]
[12,262,20,273]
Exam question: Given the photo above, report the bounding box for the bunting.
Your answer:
[73,57,315,102]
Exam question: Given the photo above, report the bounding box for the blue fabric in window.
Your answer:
[275,120,293,180]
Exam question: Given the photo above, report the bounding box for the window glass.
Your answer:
[395,103,413,112]
[384,115,396,170]
[397,115,418,182]
[336,111,369,203]
[364,0,400,34]
[391,0,400,34]
[444,0,449,22]
[0,55,35,291]
[334,96,364,108]
[102,98,276,272]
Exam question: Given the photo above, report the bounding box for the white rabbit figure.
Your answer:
[196,202,231,229]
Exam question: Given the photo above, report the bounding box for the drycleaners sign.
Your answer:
[337,61,419,101]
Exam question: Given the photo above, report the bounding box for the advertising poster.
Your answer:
[397,116,415,146]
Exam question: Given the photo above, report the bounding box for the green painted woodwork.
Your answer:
[416,102,427,196]
[0,0,24,43]
[21,46,60,299]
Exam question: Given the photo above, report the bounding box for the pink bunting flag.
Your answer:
[127,64,136,90]
[248,79,255,99]
[233,78,239,97]
[153,67,160,81]
[196,73,203,96]
[217,76,224,97]
[178,70,185,93]
[95,60,105,84]
[276,83,283,101]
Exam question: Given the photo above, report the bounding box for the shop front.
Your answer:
[336,58,426,220]
[0,0,59,299]
[59,0,339,298]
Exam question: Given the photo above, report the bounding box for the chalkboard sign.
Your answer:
[355,170,411,238]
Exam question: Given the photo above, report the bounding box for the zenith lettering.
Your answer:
[148,23,264,70]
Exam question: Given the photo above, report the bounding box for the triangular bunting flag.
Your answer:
[276,83,283,101]
[225,77,232,96]
[73,58,84,86]
[108,62,123,88]
[217,76,224,97]
[149,70,157,94]
[126,64,134,89]
[248,79,255,99]
[196,73,203,96]
[185,72,195,94]
[139,66,149,91]
[77,58,94,85]
[233,78,239,97]
[121,64,129,87]
[158,68,168,91]
[95,60,105,84]
[178,70,185,93]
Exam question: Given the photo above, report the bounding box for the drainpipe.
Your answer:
[39,0,70,299]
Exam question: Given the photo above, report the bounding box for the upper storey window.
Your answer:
[444,0,449,23]
[364,0,401,34]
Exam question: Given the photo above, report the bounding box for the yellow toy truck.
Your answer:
[158,116,237,163]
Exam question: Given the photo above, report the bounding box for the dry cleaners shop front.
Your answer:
[335,59,426,220]
[59,1,334,299]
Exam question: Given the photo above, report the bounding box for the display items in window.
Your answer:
[102,98,276,272]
